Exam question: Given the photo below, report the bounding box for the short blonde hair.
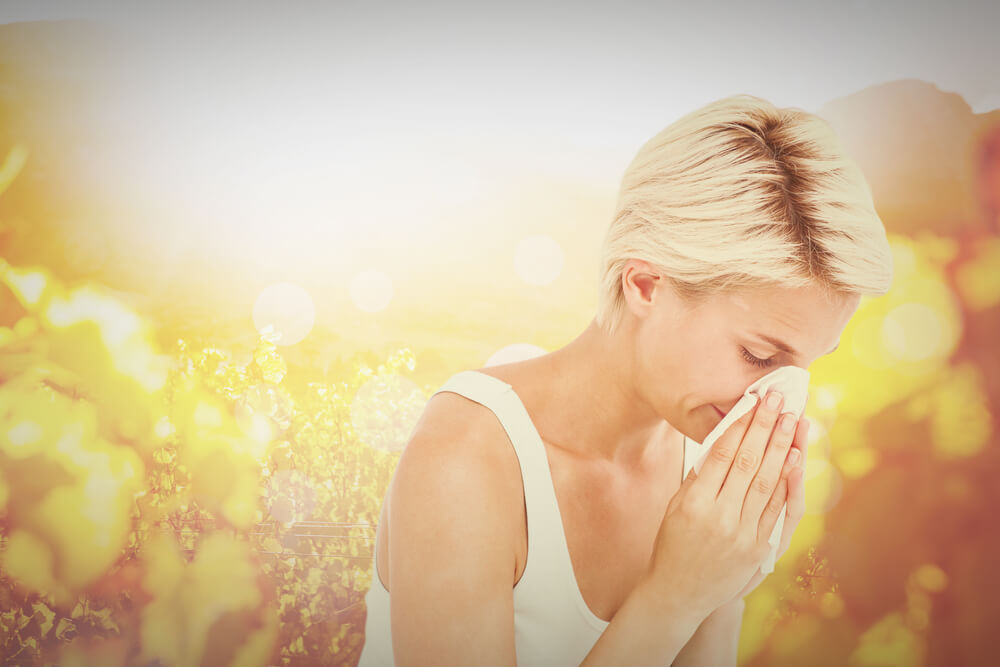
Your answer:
[595,94,894,336]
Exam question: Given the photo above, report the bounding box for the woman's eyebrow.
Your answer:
[755,333,841,357]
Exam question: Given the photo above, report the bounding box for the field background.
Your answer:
[1,3,999,666]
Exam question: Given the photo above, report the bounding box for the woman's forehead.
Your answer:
[723,285,859,332]
[727,283,857,309]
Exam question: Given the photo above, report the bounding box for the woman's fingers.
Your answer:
[739,408,798,525]
[786,417,810,517]
[774,418,810,559]
[776,417,809,484]
[797,416,811,464]
[689,397,762,501]
[756,467,790,546]
[718,390,789,510]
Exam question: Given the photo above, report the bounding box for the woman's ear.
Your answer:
[621,259,661,319]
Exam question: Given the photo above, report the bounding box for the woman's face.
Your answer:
[627,263,861,444]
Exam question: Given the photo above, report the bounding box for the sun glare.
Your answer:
[349,270,393,313]
[252,282,316,346]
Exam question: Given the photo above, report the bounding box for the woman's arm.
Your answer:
[671,599,745,667]
[388,416,522,666]
[578,572,707,667]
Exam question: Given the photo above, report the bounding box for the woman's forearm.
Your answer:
[671,599,745,667]
[579,574,706,667]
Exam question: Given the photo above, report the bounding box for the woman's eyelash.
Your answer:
[741,346,775,368]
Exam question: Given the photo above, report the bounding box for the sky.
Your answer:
[0,0,997,333]
[3,1,997,115]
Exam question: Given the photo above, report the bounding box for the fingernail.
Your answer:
[766,392,782,409]
[780,413,795,432]
[788,448,801,465]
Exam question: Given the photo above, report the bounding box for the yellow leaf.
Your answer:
[32,601,55,637]
[229,607,279,667]
[848,611,926,667]
[1,530,70,605]
[0,261,49,308]
[0,143,29,197]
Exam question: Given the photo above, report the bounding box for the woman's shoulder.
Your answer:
[408,369,516,463]
[387,369,527,563]
[412,364,530,447]
[395,365,531,505]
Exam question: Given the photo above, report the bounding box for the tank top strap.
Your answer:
[431,370,564,571]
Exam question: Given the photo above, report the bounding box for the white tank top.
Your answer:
[358,370,698,666]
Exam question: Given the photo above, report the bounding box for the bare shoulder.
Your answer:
[396,364,540,511]
[414,387,507,446]
[401,369,531,502]
[403,384,520,470]
[380,381,526,589]
[382,382,525,663]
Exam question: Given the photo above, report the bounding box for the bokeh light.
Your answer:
[804,415,832,460]
[881,300,953,362]
[954,237,1000,311]
[835,446,879,480]
[803,459,844,515]
[252,282,316,346]
[235,383,294,445]
[818,234,966,425]
[514,235,564,286]
[929,363,993,459]
[349,270,393,313]
[810,385,841,413]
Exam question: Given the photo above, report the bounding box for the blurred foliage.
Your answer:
[0,147,998,666]
[738,229,1000,667]
[2,225,998,665]
[0,256,412,665]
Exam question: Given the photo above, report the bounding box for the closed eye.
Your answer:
[741,346,775,369]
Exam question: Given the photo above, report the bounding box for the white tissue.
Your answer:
[690,365,810,574]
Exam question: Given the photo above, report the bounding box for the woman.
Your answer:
[358,94,893,666]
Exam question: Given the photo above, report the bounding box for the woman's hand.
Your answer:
[643,390,804,623]
[727,416,810,604]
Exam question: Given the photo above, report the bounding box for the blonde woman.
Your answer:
[359,94,893,666]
